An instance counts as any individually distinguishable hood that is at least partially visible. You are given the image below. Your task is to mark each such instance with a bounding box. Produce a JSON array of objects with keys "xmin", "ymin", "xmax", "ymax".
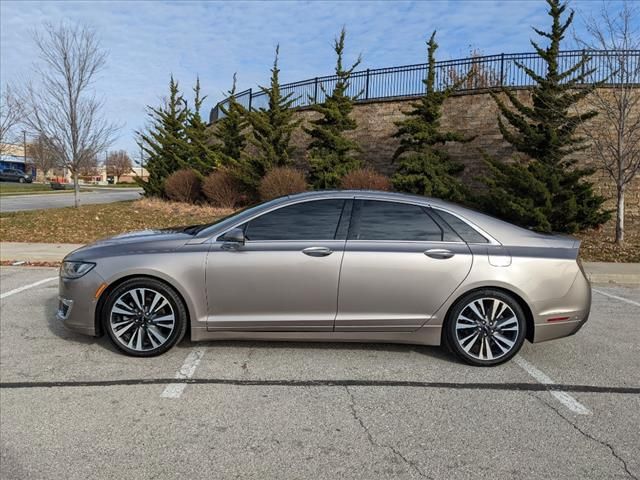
[
  {"xmin": 64, "ymin": 228, "xmax": 197, "ymax": 262},
  {"xmin": 93, "ymin": 228, "xmax": 194, "ymax": 245}
]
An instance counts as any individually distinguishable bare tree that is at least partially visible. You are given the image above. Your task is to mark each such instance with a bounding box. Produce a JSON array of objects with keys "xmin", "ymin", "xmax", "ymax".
[
  {"xmin": 105, "ymin": 150, "xmax": 133, "ymax": 183},
  {"xmin": 27, "ymin": 134, "xmax": 58, "ymax": 180},
  {"xmin": 0, "ymin": 85, "xmax": 23, "ymax": 155},
  {"xmin": 576, "ymin": 1, "xmax": 640, "ymax": 244},
  {"xmin": 447, "ymin": 49, "xmax": 501, "ymax": 90},
  {"xmin": 22, "ymin": 23, "xmax": 118, "ymax": 206},
  {"xmin": 79, "ymin": 154, "xmax": 101, "ymax": 177}
]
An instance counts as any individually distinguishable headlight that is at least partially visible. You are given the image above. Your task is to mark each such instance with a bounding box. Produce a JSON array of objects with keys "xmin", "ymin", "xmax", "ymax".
[{"xmin": 60, "ymin": 261, "xmax": 95, "ymax": 279}]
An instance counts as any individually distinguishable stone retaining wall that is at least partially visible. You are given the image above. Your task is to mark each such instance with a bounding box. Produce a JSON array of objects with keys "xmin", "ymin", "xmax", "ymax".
[{"xmin": 285, "ymin": 88, "xmax": 640, "ymax": 220}]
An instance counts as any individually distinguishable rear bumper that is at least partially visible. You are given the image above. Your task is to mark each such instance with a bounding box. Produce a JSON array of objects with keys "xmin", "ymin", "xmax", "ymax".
[{"xmin": 533, "ymin": 269, "xmax": 591, "ymax": 343}]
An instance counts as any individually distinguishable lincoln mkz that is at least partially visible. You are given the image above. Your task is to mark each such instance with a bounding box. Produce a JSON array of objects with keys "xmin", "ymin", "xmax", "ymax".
[{"xmin": 57, "ymin": 191, "xmax": 590, "ymax": 366}]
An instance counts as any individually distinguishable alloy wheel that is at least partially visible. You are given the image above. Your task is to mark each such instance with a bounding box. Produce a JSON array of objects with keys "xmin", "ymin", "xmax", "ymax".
[
  {"xmin": 454, "ymin": 297, "xmax": 520, "ymax": 361},
  {"xmin": 109, "ymin": 288, "xmax": 176, "ymax": 352}
]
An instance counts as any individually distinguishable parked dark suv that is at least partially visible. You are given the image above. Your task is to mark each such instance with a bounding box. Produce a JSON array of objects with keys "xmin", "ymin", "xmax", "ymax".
[{"xmin": 0, "ymin": 168, "xmax": 32, "ymax": 183}]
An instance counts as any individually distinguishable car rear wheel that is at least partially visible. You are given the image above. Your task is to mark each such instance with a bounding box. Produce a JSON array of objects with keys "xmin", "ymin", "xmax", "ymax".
[
  {"xmin": 445, "ymin": 289, "xmax": 526, "ymax": 366},
  {"xmin": 103, "ymin": 278, "xmax": 187, "ymax": 357}
]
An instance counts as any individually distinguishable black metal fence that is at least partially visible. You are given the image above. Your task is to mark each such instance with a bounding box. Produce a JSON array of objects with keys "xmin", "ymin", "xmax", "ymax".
[{"xmin": 210, "ymin": 49, "xmax": 640, "ymax": 123}]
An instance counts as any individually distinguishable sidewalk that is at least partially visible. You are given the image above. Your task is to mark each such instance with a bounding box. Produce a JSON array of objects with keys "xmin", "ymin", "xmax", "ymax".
[
  {"xmin": 0, "ymin": 242, "xmax": 83, "ymax": 263},
  {"xmin": 581, "ymin": 262, "xmax": 640, "ymax": 285},
  {"xmin": 1, "ymin": 241, "xmax": 639, "ymax": 284}
]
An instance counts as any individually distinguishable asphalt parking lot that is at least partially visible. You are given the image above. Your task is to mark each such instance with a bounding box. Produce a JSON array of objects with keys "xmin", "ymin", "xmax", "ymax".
[{"xmin": 1, "ymin": 266, "xmax": 638, "ymax": 480}]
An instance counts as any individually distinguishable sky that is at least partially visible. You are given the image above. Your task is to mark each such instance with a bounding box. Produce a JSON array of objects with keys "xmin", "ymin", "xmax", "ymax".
[{"xmin": 0, "ymin": 0, "xmax": 634, "ymax": 157}]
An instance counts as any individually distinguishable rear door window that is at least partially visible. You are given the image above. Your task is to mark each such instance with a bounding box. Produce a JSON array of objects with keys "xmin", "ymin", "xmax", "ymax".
[{"xmin": 354, "ymin": 200, "xmax": 445, "ymax": 241}]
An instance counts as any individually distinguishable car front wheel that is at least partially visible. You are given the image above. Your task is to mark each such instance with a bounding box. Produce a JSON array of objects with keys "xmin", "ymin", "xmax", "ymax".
[
  {"xmin": 445, "ymin": 289, "xmax": 526, "ymax": 366},
  {"xmin": 103, "ymin": 278, "xmax": 187, "ymax": 357},
  {"xmin": 18, "ymin": 177, "xmax": 25, "ymax": 183}
]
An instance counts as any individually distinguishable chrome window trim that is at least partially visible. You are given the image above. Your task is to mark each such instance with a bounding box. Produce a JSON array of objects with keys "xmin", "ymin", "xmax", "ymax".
[
  {"xmin": 344, "ymin": 239, "xmax": 466, "ymax": 245},
  {"xmin": 221, "ymin": 239, "xmax": 466, "ymax": 246}
]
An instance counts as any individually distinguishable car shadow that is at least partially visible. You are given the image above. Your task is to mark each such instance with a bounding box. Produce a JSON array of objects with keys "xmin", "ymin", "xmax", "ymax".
[
  {"xmin": 44, "ymin": 296, "xmax": 121, "ymax": 354},
  {"xmin": 175, "ymin": 338, "xmax": 455, "ymax": 363}
]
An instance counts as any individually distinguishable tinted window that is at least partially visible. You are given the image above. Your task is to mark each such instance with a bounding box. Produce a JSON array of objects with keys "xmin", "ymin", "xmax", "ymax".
[
  {"xmin": 433, "ymin": 209, "xmax": 488, "ymax": 243},
  {"xmin": 427, "ymin": 208, "xmax": 462, "ymax": 242},
  {"xmin": 245, "ymin": 199, "xmax": 345, "ymax": 241},
  {"xmin": 356, "ymin": 200, "xmax": 443, "ymax": 241}
]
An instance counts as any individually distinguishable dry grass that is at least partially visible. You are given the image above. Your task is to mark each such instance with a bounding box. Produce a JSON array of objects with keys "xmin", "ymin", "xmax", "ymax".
[
  {"xmin": 575, "ymin": 217, "xmax": 640, "ymax": 263},
  {"xmin": 0, "ymin": 198, "xmax": 233, "ymax": 244}
]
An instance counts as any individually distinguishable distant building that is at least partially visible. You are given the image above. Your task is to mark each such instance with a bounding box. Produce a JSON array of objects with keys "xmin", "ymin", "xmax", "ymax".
[
  {"xmin": 0, "ymin": 143, "xmax": 35, "ymax": 178},
  {"xmin": 0, "ymin": 142, "xmax": 148, "ymax": 184}
]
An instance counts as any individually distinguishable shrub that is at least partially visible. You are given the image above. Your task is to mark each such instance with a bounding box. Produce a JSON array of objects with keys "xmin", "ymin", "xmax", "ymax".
[
  {"xmin": 258, "ymin": 167, "xmax": 307, "ymax": 201},
  {"xmin": 202, "ymin": 169, "xmax": 244, "ymax": 208},
  {"xmin": 340, "ymin": 168, "xmax": 391, "ymax": 191},
  {"xmin": 164, "ymin": 169, "xmax": 201, "ymax": 204}
]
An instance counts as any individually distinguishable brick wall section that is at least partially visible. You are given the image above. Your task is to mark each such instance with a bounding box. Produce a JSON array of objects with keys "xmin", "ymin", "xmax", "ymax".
[{"xmin": 283, "ymin": 88, "xmax": 640, "ymax": 220}]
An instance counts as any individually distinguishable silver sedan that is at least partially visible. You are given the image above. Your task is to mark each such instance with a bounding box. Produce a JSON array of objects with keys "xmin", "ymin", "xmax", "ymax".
[{"xmin": 57, "ymin": 190, "xmax": 591, "ymax": 366}]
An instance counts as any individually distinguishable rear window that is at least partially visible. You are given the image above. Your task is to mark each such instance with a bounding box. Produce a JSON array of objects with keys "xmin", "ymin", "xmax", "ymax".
[{"xmin": 433, "ymin": 209, "xmax": 489, "ymax": 243}]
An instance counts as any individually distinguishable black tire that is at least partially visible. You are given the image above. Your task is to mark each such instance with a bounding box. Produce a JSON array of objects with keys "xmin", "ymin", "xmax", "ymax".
[
  {"xmin": 18, "ymin": 177, "xmax": 25, "ymax": 183},
  {"xmin": 444, "ymin": 289, "xmax": 526, "ymax": 367},
  {"xmin": 102, "ymin": 277, "xmax": 187, "ymax": 357}
]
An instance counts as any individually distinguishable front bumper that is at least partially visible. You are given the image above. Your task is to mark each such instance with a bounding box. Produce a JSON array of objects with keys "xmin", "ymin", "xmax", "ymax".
[{"xmin": 56, "ymin": 269, "xmax": 106, "ymax": 336}]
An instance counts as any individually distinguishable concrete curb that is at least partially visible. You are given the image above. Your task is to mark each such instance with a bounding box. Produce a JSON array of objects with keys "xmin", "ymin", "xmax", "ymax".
[{"xmin": 1, "ymin": 242, "xmax": 639, "ymax": 285}]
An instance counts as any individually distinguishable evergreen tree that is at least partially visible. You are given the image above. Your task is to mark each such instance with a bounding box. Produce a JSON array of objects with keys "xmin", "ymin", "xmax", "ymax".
[
  {"xmin": 184, "ymin": 77, "xmax": 220, "ymax": 177},
  {"xmin": 238, "ymin": 46, "xmax": 301, "ymax": 190},
  {"xmin": 479, "ymin": 151, "xmax": 553, "ymax": 231},
  {"xmin": 136, "ymin": 76, "xmax": 189, "ymax": 196},
  {"xmin": 214, "ymin": 73, "xmax": 248, "ymax": 165},
  {"xmin": 304, "ymin": 28, "xmax": 362, "ymax": 189},
  {"xmin": 479, "ymin": 0, "xmax": 610, "ymax": 232},
  {"xmin": 391, "ymin": 31, "xmax": 470, "ymax": 202}
]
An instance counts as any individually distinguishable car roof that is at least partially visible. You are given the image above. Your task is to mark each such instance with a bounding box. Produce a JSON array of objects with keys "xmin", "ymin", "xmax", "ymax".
[{"xmin": 287, "ymin": 189, "xmax": 439, "ymax": 204}]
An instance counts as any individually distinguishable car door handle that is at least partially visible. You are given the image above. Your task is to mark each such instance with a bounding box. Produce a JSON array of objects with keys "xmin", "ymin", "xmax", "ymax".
[
  {"xmin": 302, "ymin": 247, "xmax": 333, "ymax": 257},
  {"xmin": 424, "ymin": 248, "xmax": 455, "ymax": 259}
]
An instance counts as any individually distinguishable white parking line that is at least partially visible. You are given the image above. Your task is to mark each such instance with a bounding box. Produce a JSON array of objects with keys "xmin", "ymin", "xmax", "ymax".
[
  {"xmin": 160, "ymin": 348, "xmax": 206, "ymax": 398},
  {"xmin": 514, "ymin": 356, "xmax": 591, "ymax": 415},
  {"xmin": 592, "ymin": 288, "xmax": 640, "ymax": 307},
  {"xmin": 0, "ymin": 277, "xmax": 58, "ymax": 300}
]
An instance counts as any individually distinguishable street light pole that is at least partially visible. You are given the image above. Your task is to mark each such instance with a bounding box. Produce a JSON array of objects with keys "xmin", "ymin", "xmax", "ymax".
[{"xmin": 22, "ymin": 130, "xmax": 29, "ymax": 178}]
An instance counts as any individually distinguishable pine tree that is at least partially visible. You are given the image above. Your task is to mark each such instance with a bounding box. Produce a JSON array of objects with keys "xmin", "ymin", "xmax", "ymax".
[
  {"xmin": 479, "ymin": 0, "xmax": 610, "ymax": 232},
  {"xmin": 304, "ymin": 28, "xmax": 362, "ymax": 189},
  {"xmin": 213, "ymin": 73, "xmax": 248, "ymax": 165},
  {"xmin": 184, "ymin": 77, "xmax": 220, "ymax": 177},
  {"xmin": 136, "ymin": 76, "xmax": 190, "ymax": 196},
  {"xmin": 238, "ymin": 46, "xmax": 301, "ymax": 190},
  {"xmin": 391, "ymin": 31, "xmax": 470, "ymax": 202}
]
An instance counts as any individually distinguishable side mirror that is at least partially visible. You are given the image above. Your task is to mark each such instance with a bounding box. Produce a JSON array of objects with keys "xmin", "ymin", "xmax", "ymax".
[{"xmin": 221, "ymin": 227, "xmax": 245, "ymax": 245}]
